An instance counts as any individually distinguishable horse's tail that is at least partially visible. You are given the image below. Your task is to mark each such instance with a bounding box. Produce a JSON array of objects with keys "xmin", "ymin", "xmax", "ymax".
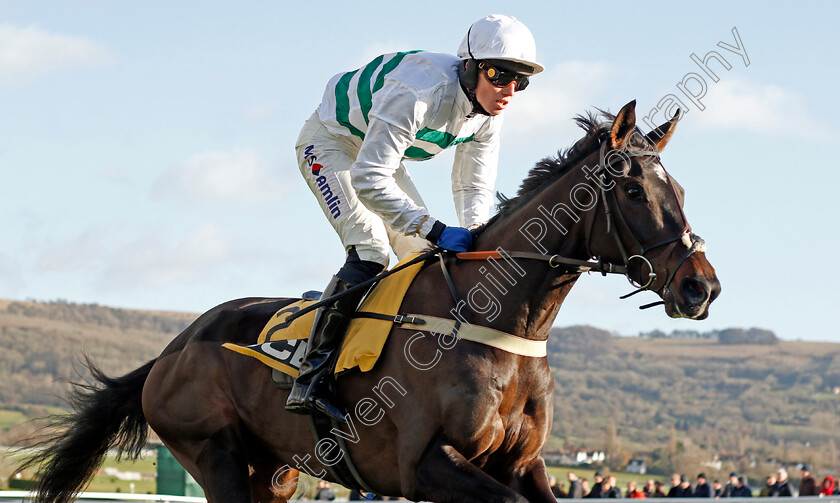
[{"xmin": 19, "ymin": 357, "xmax": 156, "ymax": 503}]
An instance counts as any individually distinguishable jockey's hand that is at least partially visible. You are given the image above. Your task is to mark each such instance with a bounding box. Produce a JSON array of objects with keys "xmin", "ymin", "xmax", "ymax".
[{"xmin": 426, "ymin": 221, "xmax": 472, "ymax": 252}]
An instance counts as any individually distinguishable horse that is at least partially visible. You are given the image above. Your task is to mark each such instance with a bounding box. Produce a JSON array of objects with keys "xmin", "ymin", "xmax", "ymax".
[{"xmin": 21, "ymin": 100, "xmax": 719, "ymax": 503}]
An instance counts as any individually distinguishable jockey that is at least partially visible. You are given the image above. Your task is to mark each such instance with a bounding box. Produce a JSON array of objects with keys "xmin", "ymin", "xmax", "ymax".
[{"xmin": 286, "ymin": 14, "xmax": 543, "ymax": 421}]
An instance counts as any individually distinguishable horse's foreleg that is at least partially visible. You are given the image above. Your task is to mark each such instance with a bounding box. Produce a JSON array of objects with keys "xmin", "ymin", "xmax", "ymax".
[
  {"xmin": 516, "ymin": 456, "xmax": 558, "ymax": 503},
  {"xmin": 250, "ymin": 462, "xmax": 299, "ymax": 503},
  {"xmin": 406, "ymin": 436, "xmax": 528, "ymax": 503}
]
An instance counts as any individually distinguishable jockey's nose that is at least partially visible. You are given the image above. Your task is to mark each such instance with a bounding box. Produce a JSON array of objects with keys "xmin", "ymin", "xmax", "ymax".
[{"xmin": 502, "ymin": 82, "xmax": 517, "ymax": 96}]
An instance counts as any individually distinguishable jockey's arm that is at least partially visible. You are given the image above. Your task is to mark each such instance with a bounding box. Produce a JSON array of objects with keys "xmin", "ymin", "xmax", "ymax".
[{"xmin": 451, "ymin": 119, "xmax": 501, "ymax": 228}]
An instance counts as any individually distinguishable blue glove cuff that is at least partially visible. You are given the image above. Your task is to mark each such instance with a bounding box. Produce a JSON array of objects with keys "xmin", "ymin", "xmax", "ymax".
[{"xmin": 425, "ymin": 220, "xmax": 447, "ymax": 243}]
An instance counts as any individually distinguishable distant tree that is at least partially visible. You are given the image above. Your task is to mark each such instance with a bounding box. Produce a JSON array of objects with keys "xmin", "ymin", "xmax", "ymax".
[
  {"xmin": 828, "ymin": 439, "xmax": 839, "ymax": 472},
  {"xmin": 665, "ymin": 424, "xmax": 678, "ymax": 472},
  {"xmin": 640, "ymin": 329, "xmax": 667, "ymax": 338},
  {"xmin": 670, "ymin": 330, "xmax": 702, "ymax": 339},
  {"xmin": 746, "ymin": 328, "xmax": 779, "ymax": 344},
  {"xmin": 736, "ymin": 428, "xmax": 748, "ymax": 456},
  {"xmin": 604, "ymin": 418, "xmax": 621, "ymax": 469},
  {"xmin": 717, "ymin": 327, "xmax": 779, "ymax": 344}
]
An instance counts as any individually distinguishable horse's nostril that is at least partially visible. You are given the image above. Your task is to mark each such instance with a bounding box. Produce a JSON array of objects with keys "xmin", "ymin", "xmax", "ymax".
[
  {"xmin": 680, "ymin": 277, "xmax": 708, "ymax": 306},
  {"xmin": 709, "ymin": 280, "xmax": 721, "ymax": 303}
]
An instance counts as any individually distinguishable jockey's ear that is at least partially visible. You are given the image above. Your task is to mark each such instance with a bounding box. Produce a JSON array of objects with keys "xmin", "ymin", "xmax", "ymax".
[
  {"xmin": 645, "ymin": 109, "xmax": 681, "ymax": 152},
  {"xmin": 610, "ymin": 100, "xmax": 636, "ymax": 150}
]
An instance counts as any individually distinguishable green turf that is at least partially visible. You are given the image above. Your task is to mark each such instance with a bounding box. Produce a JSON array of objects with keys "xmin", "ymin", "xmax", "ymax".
[{"xmin": 0, "ymin": 409, "xmax": 28, "ymax": 430}]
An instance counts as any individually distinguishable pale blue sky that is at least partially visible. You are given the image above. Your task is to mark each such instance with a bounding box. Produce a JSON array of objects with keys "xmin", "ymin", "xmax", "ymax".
[{"xmin": 2, "ymin": 1, "xmax": 838, "ymax": 342}]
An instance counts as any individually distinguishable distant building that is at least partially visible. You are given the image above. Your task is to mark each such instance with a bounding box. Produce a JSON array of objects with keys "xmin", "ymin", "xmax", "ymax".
[
  {"xmin": 701, "ymin": 455, "xmax": 722, "ymax": 471},
  {"xmin": 542, "ymin": 449, "xmax": 607, "ymax": 467},
  {"xmin": 543, "ymin": 452, "xmax": 579, "ymax": 466},
  {"xmin": 103, "ymin": 467, "xmax": 142, "ymax": 481},
  {"xmin": 626, "ymin": 458, "xmax": 647, "ymax": 474},
  {"xmin": 576, "ymin": 450, "xmax": 606, "ymax": 464}
]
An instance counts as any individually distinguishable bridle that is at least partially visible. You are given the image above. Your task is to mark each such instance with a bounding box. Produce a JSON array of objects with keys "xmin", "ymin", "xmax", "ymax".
[
  {"xmin": 586, "ymin": 135, "xmax": 706, "ymax": 307},
  {"xmin": 460, "ymin": 133, "xmax": 706, "ymax": 309}
]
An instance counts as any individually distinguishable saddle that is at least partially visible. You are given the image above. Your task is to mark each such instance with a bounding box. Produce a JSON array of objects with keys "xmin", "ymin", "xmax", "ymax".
[
  {"xmin": 222, "ymin": 254, "xmax": 427, "ymax": 378},
  {"xmin": 222, "ymin": 253, "xmax": 548, "ymax": 379}
]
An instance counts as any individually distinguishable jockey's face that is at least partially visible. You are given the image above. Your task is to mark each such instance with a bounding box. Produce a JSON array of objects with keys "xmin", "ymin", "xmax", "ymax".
[{"xmin": 475, "ymin": 70, "xmax": 517, "ymax": 115}]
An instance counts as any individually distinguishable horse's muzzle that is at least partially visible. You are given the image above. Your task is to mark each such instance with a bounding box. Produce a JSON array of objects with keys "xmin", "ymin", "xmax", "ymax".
[{"xmin": 664, "ymin": 274, "xmax": 721, "ymax": 319}]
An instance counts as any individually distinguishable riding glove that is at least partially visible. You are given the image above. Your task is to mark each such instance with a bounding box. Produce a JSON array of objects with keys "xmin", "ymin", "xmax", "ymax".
[{"xmin": 426, "ymin": 221, "xmax": 472, "ymax": 252}]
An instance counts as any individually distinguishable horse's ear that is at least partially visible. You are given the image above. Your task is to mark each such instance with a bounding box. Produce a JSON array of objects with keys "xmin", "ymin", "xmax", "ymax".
[
  {"xmin": 610, "ymin": 100, "xmax": 636, "ymax": 150},
  {"xmin": 645, "ymin": 109, "xmax": 681, "ymax": 152}
]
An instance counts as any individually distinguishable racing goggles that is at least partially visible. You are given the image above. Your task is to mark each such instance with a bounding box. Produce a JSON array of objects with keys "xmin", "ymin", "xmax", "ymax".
[{"xmin": 479, "ymin": 61, "xmax": 530, "ymax": 91}]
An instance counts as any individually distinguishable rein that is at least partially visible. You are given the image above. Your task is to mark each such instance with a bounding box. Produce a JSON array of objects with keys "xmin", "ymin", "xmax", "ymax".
[
  {"xmin": 291, "ymin": 137, "xmax": 704, "ymax": 318},
  {"xmin": 455, "ymin": 250, "xmax": 626, "ymax": 275}
]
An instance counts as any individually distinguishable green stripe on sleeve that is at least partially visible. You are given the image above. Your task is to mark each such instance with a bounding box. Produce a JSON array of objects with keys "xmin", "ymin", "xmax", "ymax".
[
  {"xmin": 404, "ymin": 135, "xmax": 474, "ymax": 160},
  {"xmin": 416, "ymin": 127, "xmax": 476, "ymax": 149},
  {"xmin": 415, "ymin": 128, "xmax": 453, "ymax": 147},
  {"xmin": 335, "ymin": 69, "xmax": 365, "ymax": 139},
  {"xmin": 404, "ymin": 146, "xmax": 434, "ymax": 159},
  {"xmin": 451, "ymin": 135, "xmax": 475, "ymax": 146}
]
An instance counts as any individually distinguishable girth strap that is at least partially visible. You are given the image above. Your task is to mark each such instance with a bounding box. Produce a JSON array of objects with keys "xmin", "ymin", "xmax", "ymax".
[
  {"xmin": 308, "ymin": 411, "xmax": 376, "ymax": 494},
  {"xmin": 438, "ymin": 254, "xmax": 465, "ymax": 337}
]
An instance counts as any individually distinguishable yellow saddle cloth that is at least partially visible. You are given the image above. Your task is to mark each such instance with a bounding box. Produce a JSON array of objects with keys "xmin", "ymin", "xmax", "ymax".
[{"xmin": 222, "ymin": 254, "xmax": 425, "ymax": 377}]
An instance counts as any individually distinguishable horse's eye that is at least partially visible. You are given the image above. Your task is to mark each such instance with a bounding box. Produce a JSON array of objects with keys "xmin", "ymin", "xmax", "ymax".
[{"xmin": 625, "ymin": 185, "xmax": 644, "ymax": 201}]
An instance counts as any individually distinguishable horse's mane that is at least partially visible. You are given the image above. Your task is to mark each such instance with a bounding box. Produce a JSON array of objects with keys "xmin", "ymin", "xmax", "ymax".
[
  {"xmin": 496, "ymin": 111, "xmax": 606, "ymax": 216},
  {"xmin": 494, "ymin": 108, "xmax": 652, "ymax": 219}
]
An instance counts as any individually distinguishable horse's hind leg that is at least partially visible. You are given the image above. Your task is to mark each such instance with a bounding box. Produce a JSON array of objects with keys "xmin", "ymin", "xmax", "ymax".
[
  {"xmin": 147, "ymin": 368, "xmax": 253, "ymax": 502},
  {"xmin": 172, "ymin": 424, "xmax": 253, "ymax": 503},
  {"xmin": 406, "ymin": 436, "xmax": 528, "ymax": 503}
]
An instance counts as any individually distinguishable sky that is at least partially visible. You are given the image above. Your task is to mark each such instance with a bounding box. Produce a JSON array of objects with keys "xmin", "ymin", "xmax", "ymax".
[{"xmin": 1, "ymin": 1, "xmax": 838, "ymax": 342}]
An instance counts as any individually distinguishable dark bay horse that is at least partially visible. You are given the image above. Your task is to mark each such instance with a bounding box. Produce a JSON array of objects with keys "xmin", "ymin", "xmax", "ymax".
[{"xmin": 22, "ymin": 101, "xmax": 719, "ymax": 503}]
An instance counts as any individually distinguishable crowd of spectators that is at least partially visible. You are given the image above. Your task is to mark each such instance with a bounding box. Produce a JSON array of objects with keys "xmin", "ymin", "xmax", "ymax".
[
  {"xmin": 547, "ymin": 466, "xmax": 840, "ymax": 499},
  {"xmin": 298, "ymin": 465, "xmax": 840, "ymax": 500}
]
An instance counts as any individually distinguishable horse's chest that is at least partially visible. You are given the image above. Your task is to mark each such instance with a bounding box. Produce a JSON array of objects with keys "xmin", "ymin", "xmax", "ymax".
[
  {"xmin": 455, "ymin": 364, "xmax": 551, "ymax": 461},
  {"xmin": 465, "ymin": 396, "xmax": 549, "ymax": 474}
]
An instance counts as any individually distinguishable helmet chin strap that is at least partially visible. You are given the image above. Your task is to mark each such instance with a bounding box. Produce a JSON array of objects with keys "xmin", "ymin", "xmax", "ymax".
[
  {"xmin": 462, "ymin": 25, "xmax": 490, "ymax": 117},
  {"xmin": 462, "ymin": 82, "xmax": 490, "ymax": 117}
]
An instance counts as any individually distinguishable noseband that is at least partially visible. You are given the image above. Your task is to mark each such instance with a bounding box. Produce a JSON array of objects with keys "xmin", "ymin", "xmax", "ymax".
[{"xmin": 588, "ymin": 139, "xmax": 706, "ymax": 308}]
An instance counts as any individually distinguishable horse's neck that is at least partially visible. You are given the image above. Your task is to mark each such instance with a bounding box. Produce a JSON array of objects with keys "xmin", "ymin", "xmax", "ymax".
[{"xmin": 474, "ymin": 166, "xmax": 594, "ymax": 342}]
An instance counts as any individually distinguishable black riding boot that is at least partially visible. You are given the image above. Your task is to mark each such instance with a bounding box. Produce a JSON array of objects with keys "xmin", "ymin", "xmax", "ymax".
[{"xmin": 285, "ymin": 275, "xmax": 364, "ymax": 422}]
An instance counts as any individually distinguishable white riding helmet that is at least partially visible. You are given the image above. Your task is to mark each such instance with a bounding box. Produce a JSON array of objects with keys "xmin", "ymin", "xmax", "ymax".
[{"xmin": 457, "ymin": 14, "xmax": 544, "ymax": 75}]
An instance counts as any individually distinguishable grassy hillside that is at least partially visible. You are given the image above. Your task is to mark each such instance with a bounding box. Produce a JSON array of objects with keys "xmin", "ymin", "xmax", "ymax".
[
  {"xmin": 547, "ymin": 326, "xmax": 840, "ymax": 478},
  {"xmin": 1, "ymin": 299, "xmax": 838, "ymax": 485},
  {"xmin": 0, "ymin": 299, "xmax": 194, "ymax": 411}
]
